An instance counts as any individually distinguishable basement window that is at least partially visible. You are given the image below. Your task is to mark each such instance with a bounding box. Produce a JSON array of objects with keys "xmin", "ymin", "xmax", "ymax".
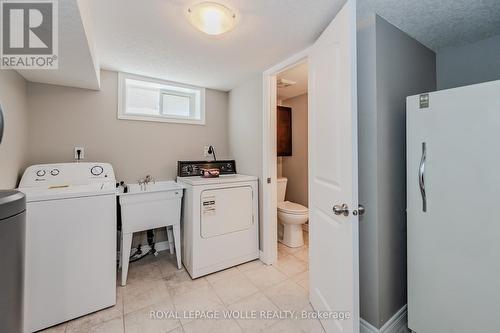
[{"xmin": 118, "ymin": 72, "xmax": 205, "ymax": 125}]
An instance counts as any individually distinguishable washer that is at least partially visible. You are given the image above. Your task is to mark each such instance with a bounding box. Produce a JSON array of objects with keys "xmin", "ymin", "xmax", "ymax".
[
  {"xmin": 177, "ymin": 160, "xmax": 259, "ymax": 278},
  {"xmin": 18, "ymin": 163, "xmax": 116, "ymax": 332}
]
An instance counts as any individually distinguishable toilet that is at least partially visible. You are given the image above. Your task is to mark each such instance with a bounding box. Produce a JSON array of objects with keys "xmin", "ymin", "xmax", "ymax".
[{"xmin": 277, "ymin": 177, "xmax": 309, "ymax": 247}]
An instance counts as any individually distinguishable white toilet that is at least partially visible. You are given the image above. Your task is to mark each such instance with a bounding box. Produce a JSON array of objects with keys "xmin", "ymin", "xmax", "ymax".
[{"xmin": 277, "ymin": 177, "xmax": 309, "ymax": 247}]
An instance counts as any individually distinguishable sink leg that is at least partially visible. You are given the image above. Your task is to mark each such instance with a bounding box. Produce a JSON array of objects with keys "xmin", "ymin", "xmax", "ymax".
[
  {"xmin": 121, "ymin": 232, "xmax": 133, "ymax": 286},
  {"xmin": 173, "ymin": 224, "xmax": 182, "ymax": 269},
  {"xmin": 167, "ymin": 227, "xmax": 175, "ymax": 254}
]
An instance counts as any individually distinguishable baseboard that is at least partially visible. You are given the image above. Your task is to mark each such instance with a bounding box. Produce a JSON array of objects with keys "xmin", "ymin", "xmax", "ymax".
[
  {"xmin": 118, "ymin": 240, "xmax": 172, "ymax": 256},
  {"xmin": 137, "ymin": 240, "xmax": 172, "ymax": 253},
  {"xmin": 360, "ymin": 305, "xmax": 408, "ymax": 333}
]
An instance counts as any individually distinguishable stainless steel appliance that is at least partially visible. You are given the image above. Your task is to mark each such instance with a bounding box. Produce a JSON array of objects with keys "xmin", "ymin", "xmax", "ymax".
[
  {"xmin": 0, "ymin": 104, "xmax": 4, "ymax": 144},
  {"xmin": 0, "ymin": 190, "xmax": 26, "ymax": 333}
]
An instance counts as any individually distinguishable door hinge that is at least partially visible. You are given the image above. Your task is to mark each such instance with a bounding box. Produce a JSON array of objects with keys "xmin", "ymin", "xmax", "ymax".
[
  {"xmin": 419, "ymin": 94, "xmax": 429, "ymax": 109},
  {"xmin": 267, "ymin": 178, "xmax": 271, "ymax": 184}
]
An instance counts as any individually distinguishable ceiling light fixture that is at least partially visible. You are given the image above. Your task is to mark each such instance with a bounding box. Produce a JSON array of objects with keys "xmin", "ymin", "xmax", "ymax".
[
  {"xmin": 277, "ymin": 79, "xmax": 297, "ymax": 88},
  {"xmin": 186, "ymin": 2, "xmax": 238, "ymax": 35}
]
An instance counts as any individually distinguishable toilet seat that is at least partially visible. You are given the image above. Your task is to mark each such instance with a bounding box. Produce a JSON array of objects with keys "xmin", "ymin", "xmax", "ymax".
[{"xmin": 277, "ymin": 201, "xmax": 308, "ymax": 215}]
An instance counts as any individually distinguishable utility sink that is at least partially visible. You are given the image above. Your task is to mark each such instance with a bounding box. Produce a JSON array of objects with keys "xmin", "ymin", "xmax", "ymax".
[{"xmin": 117, "ymin": 180, "xmax": 185, "ymax": 286}]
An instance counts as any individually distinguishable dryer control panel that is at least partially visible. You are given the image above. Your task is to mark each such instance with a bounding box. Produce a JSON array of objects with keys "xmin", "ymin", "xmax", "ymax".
[{"xmin": 177, "ymin": 160, "xmax": 237, "ymax": 177}]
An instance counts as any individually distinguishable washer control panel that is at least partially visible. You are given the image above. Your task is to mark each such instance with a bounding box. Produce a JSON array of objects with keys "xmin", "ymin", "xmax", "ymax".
[
  {"xmin": 90, "ymin": 165, "xmax": 104, "ymax": 176},
  {"xmin": 19, "ymin": 162, "xmax": 116, "ymax": 187},
  {"xmin": 177, "ymin": 160, "xmax": 237, "ymax": 177}
]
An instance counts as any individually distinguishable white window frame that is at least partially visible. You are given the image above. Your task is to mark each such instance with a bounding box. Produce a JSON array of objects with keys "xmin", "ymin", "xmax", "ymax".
[{"xmin": 118, "ymin": 72, "xmax": 206, "ymax": 125}]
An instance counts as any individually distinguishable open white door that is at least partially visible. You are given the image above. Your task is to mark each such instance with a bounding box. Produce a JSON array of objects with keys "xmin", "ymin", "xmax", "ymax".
[{"xmin": 308, "ymin": 1, "xmax": 359, "ymax": 332}]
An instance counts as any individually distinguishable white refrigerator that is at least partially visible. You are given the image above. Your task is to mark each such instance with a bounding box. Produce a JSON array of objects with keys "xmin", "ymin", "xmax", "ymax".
[{"xmin": 407, "ymin": 80, "xmax": 500, "ymax": 333}]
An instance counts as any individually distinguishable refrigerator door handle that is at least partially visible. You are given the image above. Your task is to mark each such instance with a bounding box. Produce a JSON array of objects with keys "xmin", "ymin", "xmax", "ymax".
[{"xmin": 419, "ymin": 142, "xmax": 427, "ymax": 212}]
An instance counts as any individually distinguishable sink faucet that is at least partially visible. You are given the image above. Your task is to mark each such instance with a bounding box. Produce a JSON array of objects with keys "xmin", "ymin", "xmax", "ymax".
[{"xmin": 138, "ymin": 175, "xmax": 155, "ymax": 191}]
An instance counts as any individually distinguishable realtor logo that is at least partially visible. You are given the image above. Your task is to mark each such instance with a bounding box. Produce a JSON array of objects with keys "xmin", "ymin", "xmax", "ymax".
[{"xmin": 0, "ymin": 0, "xmax": 58, "ymax": 69}]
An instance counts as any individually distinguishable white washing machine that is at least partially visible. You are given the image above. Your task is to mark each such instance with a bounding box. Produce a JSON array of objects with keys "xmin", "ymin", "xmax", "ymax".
[
  {"xmin": 18, "ymin": 163, "xmax": 117, "ymax": 332},
  {"xmin": 177, "ymin": 160, "xmax": 259, "ymax": 278}
]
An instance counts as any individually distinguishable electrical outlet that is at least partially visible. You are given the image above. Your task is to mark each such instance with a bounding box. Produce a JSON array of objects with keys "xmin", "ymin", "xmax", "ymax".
[
  {"xmin": 204, "ymin": 146, "xmax": 210, "ymax": 157},
  {"xmin": 74, "ymin": 147, "xmax": 85, "ymax": 160}
]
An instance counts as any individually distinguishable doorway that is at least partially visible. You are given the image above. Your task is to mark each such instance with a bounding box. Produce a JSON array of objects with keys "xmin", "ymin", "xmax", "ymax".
[
  {"xmin": 260, "ymin": 2, "xmax": 359, "ymax": 332},
  {"xmin": 275, "ymin": 61, "xmax": 310, "ymax": 263},
  {"xmin": 261, "ymin": 52, "xmax": 309, "ymax": 266}
]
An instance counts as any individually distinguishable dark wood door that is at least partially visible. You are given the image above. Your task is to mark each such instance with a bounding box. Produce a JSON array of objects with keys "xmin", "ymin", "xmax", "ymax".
[{"xmin": 277, "ymin": 106, "xmax": 292, "ymax": 156}]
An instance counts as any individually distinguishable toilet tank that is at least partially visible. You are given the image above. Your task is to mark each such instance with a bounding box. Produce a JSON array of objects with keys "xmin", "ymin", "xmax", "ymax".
[{"xmin": 277, "ymin": 177, "xmax": 288, "ymax": 202}]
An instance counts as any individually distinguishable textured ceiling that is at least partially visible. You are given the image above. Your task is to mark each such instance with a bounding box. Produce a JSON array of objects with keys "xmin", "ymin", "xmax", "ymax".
[
  {"xmin": 278, "ymin": 61, "xmax": 308, "ymax": 100},
  {"xmin": 358, "ymin": 0, "xmax": 500, "ymax": 51},
  {"xmin": 88, "ymin": 0, "xmax": 346, "ymax": 91}
]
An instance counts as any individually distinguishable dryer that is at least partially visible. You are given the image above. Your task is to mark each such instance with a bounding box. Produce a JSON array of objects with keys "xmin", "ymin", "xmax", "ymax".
[{"xmin": 177, "ymin": 160, "xmax": 259, "ymax": 278}]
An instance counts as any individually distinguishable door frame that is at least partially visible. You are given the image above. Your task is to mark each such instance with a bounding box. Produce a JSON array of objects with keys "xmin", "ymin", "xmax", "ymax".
[{"xmin": 260, "ymin": 48, "xmax": 310, "ymax": 264}]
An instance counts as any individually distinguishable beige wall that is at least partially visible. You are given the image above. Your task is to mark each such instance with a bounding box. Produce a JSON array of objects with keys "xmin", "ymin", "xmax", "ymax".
[
  {"xmin": 228, "ymin": 74, "xmax": 263, "ymax": 248},
  {"xmin": 0, "ymin": 69, "xmax": 28, "ymax": 189},
  {"xmin": 26, "ymin": 70, "xmax": 229, "ymax": 182},
  {"xmin": 26, "ymin": 70, "xmax": 229, "ymax": 246},
  {"xmin": 281, "ymin": 93, "xmax": 308, "ymax": 207}
]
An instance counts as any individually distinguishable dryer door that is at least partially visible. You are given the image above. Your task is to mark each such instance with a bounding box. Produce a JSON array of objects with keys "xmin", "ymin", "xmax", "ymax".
[{"xmin": 200, "ymin": 186, "xmax": 254, "ymax": 238}]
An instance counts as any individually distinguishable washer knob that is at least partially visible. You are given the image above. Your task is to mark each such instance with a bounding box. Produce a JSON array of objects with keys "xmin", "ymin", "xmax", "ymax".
[
  {"xmin": 90, "ymin": 165, "xmax": 104, "ymax": 176},
  {"xmin": 51, "ymin": 169, "xmax": 59, "ymax": 176},
  {"xmin": 36, "ymin": 170, "xmax": 46, "ymax": 177}
]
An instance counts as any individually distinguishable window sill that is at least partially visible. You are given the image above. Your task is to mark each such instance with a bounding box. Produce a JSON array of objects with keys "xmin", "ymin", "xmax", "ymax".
[{"xmin": 117, "ymin": 114, "xmax": 205, "ymax": 125}]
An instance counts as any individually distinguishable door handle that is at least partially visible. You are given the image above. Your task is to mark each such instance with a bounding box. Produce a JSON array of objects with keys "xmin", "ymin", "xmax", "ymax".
[
  {"xmin": 419, "ymin": 142, "xmax": 427, "ymax": 212},
  {"xmin": 333, "ymin": 203, "xmax": 349, "ymax": 216},
  {"xmin": 353, "ymin": 204, "xmax": 365, "ymax": 216}
]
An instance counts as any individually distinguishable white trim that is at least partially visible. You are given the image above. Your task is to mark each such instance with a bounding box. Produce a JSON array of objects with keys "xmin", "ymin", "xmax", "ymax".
[
  {"xmin": 360, "ymin": 305, "xmax": 408, "ymax": 333},
  {"xmin": 261, "ymin": 48, "xmax": 310, "ymax": 265},
  {"xmin": 117, "ymin": 72, "xmax": 206, "ymax": 125}
]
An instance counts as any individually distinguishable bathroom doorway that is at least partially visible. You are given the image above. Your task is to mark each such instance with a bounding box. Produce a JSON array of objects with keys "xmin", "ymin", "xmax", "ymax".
[
  {"xmin": 261, "ymin": 3, "xmax": 360, "ymax": 330},
  {"xmin": 276, "ymin": 62, "xmax": 309, "ymax": 258},
  {"xmin": 260, "ymin": 48, "xmax": 310, "ymax": 265}
]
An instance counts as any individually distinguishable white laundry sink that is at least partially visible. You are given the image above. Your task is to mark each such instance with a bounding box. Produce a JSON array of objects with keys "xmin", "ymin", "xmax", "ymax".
[
  {"xmin": 118, "ymin": 181, "xmax": 185, "ymax": 233},
  {"xmin": 117, "ymin": 180, "xmax": 185, "ymax": 285}
]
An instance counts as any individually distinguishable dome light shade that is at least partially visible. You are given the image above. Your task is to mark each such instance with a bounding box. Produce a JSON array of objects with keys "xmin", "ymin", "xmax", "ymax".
[{"xmin": 187, "ymin": 2, "xmax": 238, "ymax": 35}]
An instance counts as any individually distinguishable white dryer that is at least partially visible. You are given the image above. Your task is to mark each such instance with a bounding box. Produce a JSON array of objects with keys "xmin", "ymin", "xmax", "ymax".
[
  {"xmin": 18, "ymin": 163, "xmax": 117, "ymax": 332},
  {"xmin": 177, "ymin": 160, "xmax": 259, "ymax": 278}
]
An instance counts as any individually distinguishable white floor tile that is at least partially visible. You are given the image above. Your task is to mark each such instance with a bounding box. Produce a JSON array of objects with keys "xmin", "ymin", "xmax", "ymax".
[
  {"xmin": 209, "ymin": 270, "xmax": 259, "ymax": 305},
  {"xmin": 50, "ymin": 249, "xmax": 319, "ymax": 333},
  {"xmin": 182, "ymin": 315, "xmax": 243, "ymax": 333},
  {"xmin": 237, "ymin": 259, "xmax": 265, "ymax": 273},
  {"xmin": 164, "ymin": 269, "xmax": 210, "ymax": 297},
  {"xmin": 172, "ymin": 285, "xmax": 224, "ymax": 324},
  {"xmin": 262, "ymin": 319, "xmax": 303, "ymax": 333},
  {"xmin": 122, "ymin": 278, "xmax": 172, "ymax": 314},
  {"xmin": 292, "ymin": 247, "xmax": 309, "ymax": 262},
  {"xmin": 126, "ymin": 259, "xmax": 163, "ymax": 285},
  {"xmin": 124, "ymin": 300, "xmax": 180, "ymax": 333},
  {"xmin": 263, "ymin": 280, "xmax": 309, "ymax": 313},
  {"xmin": 69, "ymin": 317, "xmax": 124, "ymax": 333},
  {"xmin": 242, "ymin": 265, "xmax": 288, "ymax": 291},
  {"xmin": 228, "ymin": 292, "xmax": 280, "ymax": 332},
  {"xmin": 273, "ymin": 255, "xmax": 308, "ymax": 277},
  {"xmin": 205, "ymin": 267, "xmax": 240, "ymax": 284},
  {"xmin": 156, "ymin": 253, "xmax": 183, "ymax": 277},
  {"xmin": 292, "ymin": 271, "xmax": 309, "ymax": 291}
]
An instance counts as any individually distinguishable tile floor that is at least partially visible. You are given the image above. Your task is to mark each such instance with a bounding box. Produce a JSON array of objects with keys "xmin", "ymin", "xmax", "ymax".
[{"xmin": 40, "ymin": 233, "xmax": 323, "ymax": 333}]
